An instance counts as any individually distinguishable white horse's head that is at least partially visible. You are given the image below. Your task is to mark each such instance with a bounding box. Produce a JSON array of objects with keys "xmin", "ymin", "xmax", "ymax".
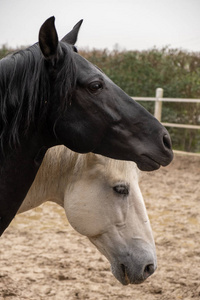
[
  {"xmin": 19, "ymin": 146, "xmax": 157, "ymax": 285},
  {"xmin": 64, "ymin": 153, "xmax": 157, "ymax": 285}
]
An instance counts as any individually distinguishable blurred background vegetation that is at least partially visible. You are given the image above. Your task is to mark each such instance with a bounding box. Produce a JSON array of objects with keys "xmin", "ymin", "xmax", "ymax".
[{"xmin": 1, "ymin": 45, "xmax": 200, "ymax": 152}]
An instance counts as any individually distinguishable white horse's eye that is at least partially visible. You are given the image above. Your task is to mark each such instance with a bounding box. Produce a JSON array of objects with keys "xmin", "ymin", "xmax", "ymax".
[{"xmin": 113, "ymin": 184, "xmax": 129, "ymax": 196}]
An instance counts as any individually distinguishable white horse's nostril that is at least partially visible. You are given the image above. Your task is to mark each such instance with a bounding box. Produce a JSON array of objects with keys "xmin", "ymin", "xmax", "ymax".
[
  {"xmin": 120, "ymin": 264, "xmax": 130, "ymax": 284},
  {"xmin": 143, "ymin": 264, "xmax": 155, "ymax": 279}
]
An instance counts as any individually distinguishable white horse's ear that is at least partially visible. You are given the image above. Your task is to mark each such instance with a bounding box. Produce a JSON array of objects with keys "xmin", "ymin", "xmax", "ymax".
[
  {"xmin": 39, "ymin": 16, "xmax": 58, "ymax": 61},
  {"xmin": 61, "ymin": 19, "xmax": 83, "ymax": 45}
]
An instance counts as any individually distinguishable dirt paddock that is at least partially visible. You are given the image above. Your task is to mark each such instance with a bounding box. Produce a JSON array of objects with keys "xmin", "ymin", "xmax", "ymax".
[{"xmin": 0, "ymin": 153, "xmax": 200, "ymax": 300}]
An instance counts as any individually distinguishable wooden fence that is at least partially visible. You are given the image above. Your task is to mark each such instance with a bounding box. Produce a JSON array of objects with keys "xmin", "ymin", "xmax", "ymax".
[{"xmin": 133, "ymin": 88, "xmax": 200, "ymax": 155}]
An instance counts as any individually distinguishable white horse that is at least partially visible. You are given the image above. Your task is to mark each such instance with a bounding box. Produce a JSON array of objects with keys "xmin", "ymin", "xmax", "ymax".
[{"xmin": 18, "ymin": 146, "xmax": 157, "ymax": 285}]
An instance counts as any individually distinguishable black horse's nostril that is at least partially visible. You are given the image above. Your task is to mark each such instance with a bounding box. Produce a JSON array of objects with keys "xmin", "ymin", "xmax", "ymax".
[
  {"xmin": 143, "ymin": 264, "xmax": 155, "ymax": 279},
  {"xmin": 163, "ymin": 133, "xmax": 172, "ymax": 150}
]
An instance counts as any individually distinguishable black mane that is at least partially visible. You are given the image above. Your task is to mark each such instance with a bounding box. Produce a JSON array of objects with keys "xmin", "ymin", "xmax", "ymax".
[{"xmin": 0, "ymin": 42, "xmax": 76, "ymax": 152}]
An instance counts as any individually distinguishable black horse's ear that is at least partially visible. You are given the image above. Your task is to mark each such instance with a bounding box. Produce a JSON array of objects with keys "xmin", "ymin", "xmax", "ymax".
[
  {"xmin": 39, "ymin": 16, "xmax": 58, "ymax": 61},
  {"xmin": 61, "ymin": 19, "xmax": 83, "ymax": 45}
]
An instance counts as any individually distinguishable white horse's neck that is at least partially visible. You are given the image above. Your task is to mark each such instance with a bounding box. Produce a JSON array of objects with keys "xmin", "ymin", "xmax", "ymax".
[{"xmin": 18, "ymin": 146, "xmax": 87, "ymax": 213}]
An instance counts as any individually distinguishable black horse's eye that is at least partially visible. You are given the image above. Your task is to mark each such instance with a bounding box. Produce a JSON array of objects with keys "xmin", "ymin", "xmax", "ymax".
[
  {"xmin": 113, "ymin": 184, "xmax": 129, "ymax": 196},
  {"xmin": 88, "ymin": 81, "xmax": 103, "ymax": 93}
]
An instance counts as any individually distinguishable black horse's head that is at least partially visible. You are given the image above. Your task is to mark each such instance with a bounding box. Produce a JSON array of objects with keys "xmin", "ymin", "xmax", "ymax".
[{"xmin": 39, "ymin": 17, "xmax": 173, "ymax": 171}]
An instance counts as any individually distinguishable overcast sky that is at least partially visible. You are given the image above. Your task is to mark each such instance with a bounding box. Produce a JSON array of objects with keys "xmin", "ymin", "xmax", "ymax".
[{"xmin": 0, "ymin": 0, "xmax": 200, "ymax": 52}]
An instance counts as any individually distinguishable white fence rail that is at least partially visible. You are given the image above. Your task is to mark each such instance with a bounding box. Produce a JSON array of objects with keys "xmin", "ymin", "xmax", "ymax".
[{"xmin": 133, "ymin": 88, "xmax": 200, "ymax": 130}]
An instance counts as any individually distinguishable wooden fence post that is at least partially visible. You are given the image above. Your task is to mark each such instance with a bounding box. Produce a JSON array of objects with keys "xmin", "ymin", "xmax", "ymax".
[{"xmin": 154, "ymin": 88, "xmax": 163, "ymax": 121}]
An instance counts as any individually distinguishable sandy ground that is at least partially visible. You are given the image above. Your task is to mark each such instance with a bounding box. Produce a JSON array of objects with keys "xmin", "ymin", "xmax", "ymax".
[{"xmin": 0, "ymin": 153, "xmax": 200, "ymax": 300}]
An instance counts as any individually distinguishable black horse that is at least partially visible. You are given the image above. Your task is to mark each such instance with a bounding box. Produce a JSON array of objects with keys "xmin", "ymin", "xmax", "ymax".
[{"xmin": 0, "ymin": 17, "xmax": 173, "ymax": 236}]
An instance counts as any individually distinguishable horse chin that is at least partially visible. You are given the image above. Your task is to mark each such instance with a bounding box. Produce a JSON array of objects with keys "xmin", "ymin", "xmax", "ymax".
[
  {"xmin": 111, "ymin": 264, "xmax": 131, "ymax": 285},
  {"xmin": 110, "ymin": 262, "xmax": 147, "ymax": 286},
  {"xmin": 93, "ymin": 141, "xmax": 168, "ymax": 172},
  {"xmin": 136, "ymin": 155, "xmax": 161, "ymax": 171}
]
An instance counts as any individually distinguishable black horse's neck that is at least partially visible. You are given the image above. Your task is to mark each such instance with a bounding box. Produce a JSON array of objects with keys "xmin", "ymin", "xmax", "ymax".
[
  {"xmin": 0, "ymin": 46, "xmax": 52, "ymax": 235},
  {"xmin": 0, "ymin": 119, "xmax": 56, "ymax": 234}
]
